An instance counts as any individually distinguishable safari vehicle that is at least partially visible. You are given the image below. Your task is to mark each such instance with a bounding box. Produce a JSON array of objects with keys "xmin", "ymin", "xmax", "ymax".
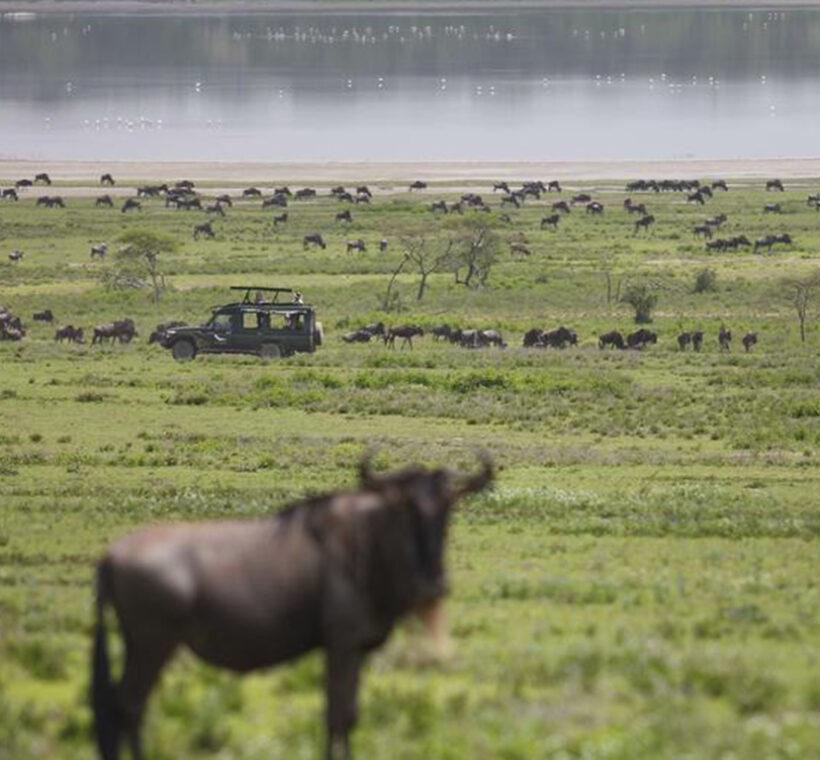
[{"xmin": 162, "ymin": 286, "xmax": 323, "ymax": 361}]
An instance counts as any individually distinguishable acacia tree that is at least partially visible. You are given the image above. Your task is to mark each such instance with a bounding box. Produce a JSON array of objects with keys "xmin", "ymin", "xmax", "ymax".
[
  {"xmin": 621, "ymin": 282, "xmax": 658, "ymax": 324},
  {"xmin": 448, "ymin": 218, "xmax": 501, "ymax": 290},
  {"xmin": 786, "ymin": 272, "xmax": 820, "ymax": 343},
  {"xmin": 102, "ymin": 230, "xmax": 177, "ymax": 304},
  {"xmin": 400, "ymin": 234, "xmax": 454, "ymax": 301}
]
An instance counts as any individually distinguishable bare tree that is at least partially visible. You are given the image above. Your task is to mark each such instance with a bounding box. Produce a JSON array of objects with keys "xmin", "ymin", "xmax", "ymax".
[
  {"xmin": 449, "ymin": 219, "xmax": 501, "ymax": 289},
  {"xmin": 378, "ymin": 254, "xmax": 409, "ymax": 312},
  {"xmin": 786, "ymin": 272, "xmax": 820, "ymax": 343},
  {"xmin": 400, "ymin": 234, "xmax": 454, "ymax": 301}
]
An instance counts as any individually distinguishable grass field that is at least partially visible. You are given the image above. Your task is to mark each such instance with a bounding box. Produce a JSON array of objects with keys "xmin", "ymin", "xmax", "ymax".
[{"xmin": 1, "ymin": 176, "xmax": 820, "ymax": 760}]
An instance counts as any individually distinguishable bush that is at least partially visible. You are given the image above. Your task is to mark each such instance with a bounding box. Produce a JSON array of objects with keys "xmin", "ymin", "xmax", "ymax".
[
  {"xmin": 694, "ymin": 268, "xmax": 718, "ymax": 293},
  {"xmin": 621, "ymin": 283, "xmax": 658, "ymax": 324}
]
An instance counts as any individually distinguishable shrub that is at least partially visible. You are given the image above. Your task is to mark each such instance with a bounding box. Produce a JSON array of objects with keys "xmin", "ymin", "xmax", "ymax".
[
  {"xmin": 694, "ymin": 267, "xmax": 718, "ymax": 293},
  {"xmin": 621, "ymin": 283, "xmax": 658, "ymax": 323}
]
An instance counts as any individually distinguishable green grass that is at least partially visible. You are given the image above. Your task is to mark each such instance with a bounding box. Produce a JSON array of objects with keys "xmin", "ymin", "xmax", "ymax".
[{"xmin": 1, "ymin": 179, "xmax": 820, "ymax": 759}]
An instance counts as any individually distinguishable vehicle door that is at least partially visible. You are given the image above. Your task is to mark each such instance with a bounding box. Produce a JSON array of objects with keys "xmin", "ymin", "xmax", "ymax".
[
  {"xmin": 202, "ymin": 311, "xmax": 235, "ymax": 352},
  {"xmin": 233, "ymin": 309, "xmax": 266, "ymax": 353}
]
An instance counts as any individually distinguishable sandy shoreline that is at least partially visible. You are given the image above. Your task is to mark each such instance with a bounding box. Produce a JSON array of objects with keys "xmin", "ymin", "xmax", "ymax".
[
  {"xmin": 2, "ymin": 158, "xmax": 820, "ymax": 186},
  {"xmin": 2, "ymin": 0, "xmax": 820, "ymax": 15}
]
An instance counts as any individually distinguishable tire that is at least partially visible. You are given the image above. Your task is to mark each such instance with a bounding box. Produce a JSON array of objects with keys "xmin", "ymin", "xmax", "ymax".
[
  {"xmin": 314, "ymin": 321, "xmax": 324, "ymax": 347},
  {"xmin": 172, "ymin": 340, "xmax": 196, "ymax": 361},
  {"xmin": 260, "ymin": 343, "xmax": 281, "ymax": 359}
]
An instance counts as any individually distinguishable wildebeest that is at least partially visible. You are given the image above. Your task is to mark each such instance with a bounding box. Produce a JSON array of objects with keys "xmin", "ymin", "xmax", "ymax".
[
  {"xmin": 206, "ymin": 202, "xmax": 226, "ymax": 216},
  {"xmin": 100, "ymin": 173, "xmax": 115, "ymax": 186},
  {"xmin": 274, "ymin": 186, "xmax": 292, "ymax": 197},
  {"xmin": 766, "ymin": 179, "xmax": 785, "ymax": 192},
  {"xmin": 493, "ymin": 181, "xmax": 510, "ymax": 193},
  {"xmin": 193, "ymin": 221, "xmax": 215, "ymax": 240},
  {"xmin": 764, "ymin": 203, "xmax": 782, "ymax": 214},
  {"xmin": 431, "ymin": 324, "xmax": 454, "ymax": 341},
  {"xmin": 634, "ymin": 215, "xmax": 655, "ymax": 234},
  {"xmin": 705, "ymin": 214, "xmax": 727, "ymax": 228},
  {"xmin": 91, "ymin": 453, "xmax": 493, "ymax": 760},
  {"xmin": 273, "ymin": 212, "xmax": 288, "ymax": 227},
  {"xmin": 336, "ymin": 210, "xmax": 353, "ymax": 223},
  {"xmin": 742, "ymin": 333, "xmax": 758, "ymax": 352},
  {"xmin": 34, "ymin": 172, "xmax": 52, "ymax": 185},
  {"xmin": 754, "ymin": 233, "xmax": 792, "ymax": 253},
  {"xmin": 92, "ymin": 318, "xmax": 137, "ymax": 345},
  {"xmin": 379, "ymin": 239, "xmax": 388, "ymax": 252},
  {"xmin": 262, "ymin": 195, "xmax": 287, "ymax": 209},
  {"xmin": 54, "ymin": 325, "xmax": 84, "ymax": 343},
  {"xmin": 500, "ymin": 194, "xmax": 520, "ymax": 208},
  {"xmin": 355, "ymin": 194, "xmax": 370, "ymax": 205},
  {"xmin": 535, "ymin": 326, "xmax": 577, "ymax": 349},
  {"xmin": 687, "ymin": 191, "xmax": 706, "ymax": 205},
  {"xmin": 341, "ymin": 329, "xmax": 373, "ymax": 343},
  {"xmin": 33, "ymin": 309, "xmax": 54, "ymax": 323},
  {"xmin": 523, "ymin": 328, "xmax": 544, "ymax": 347},
  {"xmin": 548, "ymin": 180, "xmax": 562, "ymax": 192},
  {"xmin": 719, "ymin": 326, "xmax": 732, "ymax": 351},
  {"xmin": 96, "ymin": 195, "xmax": 114, "ymax": 208},
  {"xmin": 8, "ymin": 249, "xmax": 24, "ymax": 262},
  {"xmin": 677, "ymin": 332, "xmax": 691, "ymax": 350},
  {"xmin": 356, "ymin": 185, "xmax": 372, "ymax": 198},
  {"xmin": 552, "ymin": 201, "xmax": 571, "ymax": 214},
  {"xmin": 430, "ymin": 200, "xmax": 448, "ymax": 214},
  {"xmin": 148, "ymin": 321, "xmax": 187, "ymax": 345},
  {"xmin": 625, "ymin": 202, "xmax": 648, "ymax": 216},
  {"xmin": 336, "ymin": 192, "xmax": 354, "ymax": 204},
  {"xmin": 121, "ymin": 199, "xmax": 141, "ymax": 213},
  {"xmin": 295, "ymin": 188, "xmax": 317, "ymax": 200},
  {"xmin": 1, "ymin": 188, "xmax": 19, "ymax": 201},
  {"xmin": 15, "ymin": 178, "xmax": 33, "ymax": 189},
  {"xmin": 175, "ymin": 180, "xmax": 195, "ymax": 191},
  {"xmin": 330, "ymin": 186, "xmax": 346, "ymax": 197},
  {"xmin": 409, "ymin": 181, "xmax": 427, "ymax": 191},
  {"xmin": 385, "ymin": 324, "xmax": 424, "ymax": 349},
  {"xmin": 91, "ymin": 243, "xmax": 108, "ymax": 259},
  {"xmin": 243, "ymin": 187, "xmax": 262, "ymax": 198},
  {"xmin": 136, "ymin": 185, "xmax": 167, "ymax": 198},
  {"xmin": 586, "ymin": 201, "xmax": 604, "ymax": 215},
  {"xmin": 175, "ymin": 197, "xmax": 203, "ymax": 212},
  {"xmin": 599, "ymin": 331, "xmax": 626, "ymax": 350},
  {"xmin": 692, "ymin": 331, "xmax": 704, "ymax": 352},
  {"xmin": 346, "ymin": 239, "xmax": 366, "ymax": 253},
  {"xmin": 571, "ymin": 193, "xmax": 591, "ymax": 205},
  {"xmin": 712, "ymin": 179, "xmax": 729, "ymax": 191},
  {"xmin": 694, "ymin": 224, "xmax": 713, "ymax": 239},
  {"xmin": 36, "ymin": 196, "xmax": 65, "ymax": 208},
  {"xmin": 540, "ymin": 214, "xmax": 560, "ymax": 230},
  {"xmin": 303, "ymin": 233, "xmax": 327, "ymax": 250},
  {"xmin": 215, "ymin": 194, "xmax": 233, "ymax": 207},
  {"xmin": 626, "ymin": 328, "xmax": 657, "ymax": 349}
]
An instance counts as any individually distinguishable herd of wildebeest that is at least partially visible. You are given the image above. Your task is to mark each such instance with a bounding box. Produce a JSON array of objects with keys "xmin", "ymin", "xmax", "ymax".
[{"xmin": 2, "ymin": 172, "xmax": 811, "ymax": 352}]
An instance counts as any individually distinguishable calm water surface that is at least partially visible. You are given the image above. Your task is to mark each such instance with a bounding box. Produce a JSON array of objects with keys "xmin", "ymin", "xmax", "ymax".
[{"xmin": 1, "ymin": 8, "xmax": 818, "ymax": 161}]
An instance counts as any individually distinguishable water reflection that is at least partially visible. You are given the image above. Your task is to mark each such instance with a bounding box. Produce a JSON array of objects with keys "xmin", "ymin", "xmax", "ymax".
[{"xmin": 0, "ymin": 8, "xmax": 817, "ymax": 161}]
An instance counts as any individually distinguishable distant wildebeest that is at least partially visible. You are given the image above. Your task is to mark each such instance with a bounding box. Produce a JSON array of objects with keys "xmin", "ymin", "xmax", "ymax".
[
  {"xmin": 54, "ymin": 325, "xmax": 84, "ymax": 343},
  {"xmin": 766, "ymin": 179, "xmax": 785, "ymax": 192},
  {"xmin": 448, "ymin": 201, "xmax": 464, "ymax": 215},
  {"xmin": 379, "ymin": 239, "xmax": 388, "ymax": 252},
  {"xmin": 806, "ymin": 194, "xmax": 820, "ymax": 207},
  {"xmin": 476, "ymin": 329, "xmax": 506, "ymax": 348},
  {"xmin": 1, "ymin": 188, "xmax": 19, "ymax": 201},
  {"xmin": 548, "ymin": 180, "xmax": 562, "ymax": 192},
  {"xmin": 8, "ymin": 249, "xmax": 24, "ymax": 262},
  {"xmin": 626, "ymin": 202, "xmax": 648, "ymax": 216},
  {"xmin": 336, "ymin": 210, "xmax": 353, "ymax": 223},
  {"xmin": 571, "ymin": 193, "xmax": 591, "ymax": 205},
  {"xmin": 742, "ymin": 333, "xmax": 758, "ymax": 352},
  {"xmin": 430, "ymin": 200, "xmax": 448, "ymax": 214},
  {"xmin": 90, "ymin": 243, "xmax": 108, "ymax": 259},
  {"xmin": 121, "ymin": 198, "xmax": 141, "ymax": 213},
  {"xmin": 523, "ymin": 328, "xmax": 545, "ymax": 347},
  {"xmin": 206, "ymin": 202, "xmax": 225, "ymax": 216},
  {"xmin": 552, "ymin": 201, "xmax": 571, "ymax": 214},
  {"xmin": 355, "ymin": 194, "xmax": 370, "ymax": 205},
  {"xmin": 432, "ymin": 324, "xmax": 454, "ymax": 341},
  {"xmin": 691, "ymin": 331, "xmax": 704, "ymax": 351},
  {"xmin": 273, "ymin": 212, "xmax": 288, "ymax": 227},
  {"xmin": 96, "ymin": 195, "xmax": 114, "ymax": 208},
  {"xmin": 274, "ymin": 186, "xmax": 292, "ymax": 197},
  {"xmin": 330, "ymin": 186, "xmax": 346, "ymax": 197},
  {"xmin": 712, "ymin": 179, "xmax": 729, "ymax": 191},
  {"xmin": 627, "ymin": 328, "xmax": 657, "ymax": 350},
  {"xmin": 356, "ymin": 185, "xmax": 372, "ymax": 198},
  {"xmin": 385, "ymin": 324, "xmax": 424, "ymax": 349},
  {"xmin": 91, "ymin": 453, "xmax": 493, "ymax": 760},
  {"xmin": 538, "ymin": 326, "xmax": 577, "ymax": 349},
  {"xmin": 100, "ymin": 173, "xmax": 115, "ymax": 186},
  {"xmin": 175, "ymin": 180, "xmax": 195, "ymax": 191},
  {"xmin": 694, "ymin": 224, "xmax": 713, "ymax": 239},
  {"xmin": 493, "ymin": 181, "xmax": 510, "ymax": 193},
  {"xmin": 705, "ymin": 214, "xmax": 727, "ymax": 228},
  {"xmin": 409, "ymin": 181, "xmax": 427, "ymax": 191},
  {"xmin": 15, "ymin": 178, "xmax": 33, "ymax": 189},
  {"xmin": 215, "ymin": 194, "xmax": 233, "ymax": 207},
  {"xmin": 687, "ymin": 191, "xmax": 706, "ymax": 205},
  {"xmin": 346, "ymin": 239, "xmax": 366, "ymax": 253},
  {"xmin": 34, "ymin": 173, "xmax": 52, "ymax": 185},
  {"xmin": 148, "ymin": 321, "xmax": 187, "ymax": 345},
  {"xmin": 754, "ymin": 233, "xmax": 792, "ymax": 253},
  {"xmin": 295, "ymin": 188, "xmax": 317, "ymax": 200},
  {"xmin": 599, "ymin": 331, "xmax": 626, "ymax": 350},
  {"xmin": 193, "ymin": 221, "xmax": 215, "ymax": 240},
  {"xmin": 175, "ymin": 197, "xmax": 203, "ymax": 211},
  {"xmin": 677, "ymin": 332, "xmax": 692, "ymax": 350},
  {"xmin": 634, "ymin": 215, "xmax": 655, "ymax": 234},
  {"xmin": 540, "ymin": 214, "xmax": 560, "ymax": 230},
  {"xmin": 342, "ymin": 329, "xmax": 373, "ymax": 343},
  {"xmin": 262, "ymin": 195, "xmax": 287, "ymax": 209},
  {"xmin": 719, "ymin": 326, "xmax": 732, "ymax": 351},
  {"xmin": 764, "ymin": 203, "xmax": 782, "ymax": 214},
  {"xmin": 37, "ymin": 196, "xmax": 65, "ymax": 208},
  {"xmin": 92, "ymin": 318, "xmax": 137, "ymax": 345},
  {"xmin": 500, "ymin": 194, "xmax": 520, "ymax": 208},
  {"xmin": 33, "ymin": 309, "xmax": 54, "ymax": 323},
  {"xmin": 586, "ymin": 201, "xmax": 604, "ymax": 215},
  {"xmin": 303, "ymin": 233, "xmax": 327, "ymax": 250},
  {"xmin": 136, "ymin": 184, "xmax": 167, "ymax": 198},
  {"xmin": 243, "ymin": 187, "xmax": 262, "ymax": 198}
]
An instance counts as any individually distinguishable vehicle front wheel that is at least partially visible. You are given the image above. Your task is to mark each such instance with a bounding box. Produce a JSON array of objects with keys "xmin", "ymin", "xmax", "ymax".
[
  {"xmin": 260, "ymin": 343, "xmax": 281, "ymax": 359},
  {"xmin": 172, "ymin": 340, "xmax": 196, "ymax": 361}
]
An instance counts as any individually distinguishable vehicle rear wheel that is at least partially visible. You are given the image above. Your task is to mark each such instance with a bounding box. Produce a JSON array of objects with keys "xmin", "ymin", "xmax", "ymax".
[
  {"xmin": 260, "ymin": 343, "xmax": 281, "ymax": 359},
  {"xmin": 172, "ymin": 339, "xmax": 196, "ymax": 361},
  {"xmin": 314, "ymin": 321, "xmax": 324, "ymax": 347}
]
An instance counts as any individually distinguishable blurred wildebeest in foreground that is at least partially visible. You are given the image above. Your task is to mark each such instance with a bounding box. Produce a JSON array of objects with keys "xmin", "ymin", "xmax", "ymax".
[{"xmin": 92, "ymin": 453, "xmax": 493, "ymax": 760}]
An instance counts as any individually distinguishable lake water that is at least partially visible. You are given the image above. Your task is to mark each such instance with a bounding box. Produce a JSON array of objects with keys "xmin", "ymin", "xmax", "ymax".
[{"xmin": 1, "ymin": 7, "xmax": 819, "ymax": 162}]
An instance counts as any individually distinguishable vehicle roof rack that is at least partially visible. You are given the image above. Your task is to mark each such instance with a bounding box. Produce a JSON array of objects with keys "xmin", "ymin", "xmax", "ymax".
[{"xmin": 231, "ymin": 286, "xmax": 294, "ymax": 304}]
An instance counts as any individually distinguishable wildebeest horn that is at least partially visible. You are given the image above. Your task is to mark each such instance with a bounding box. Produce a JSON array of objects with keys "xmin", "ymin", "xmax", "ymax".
[{"xmin": 455, "ymin": 449, "xmax": 494, "ymax": 495}]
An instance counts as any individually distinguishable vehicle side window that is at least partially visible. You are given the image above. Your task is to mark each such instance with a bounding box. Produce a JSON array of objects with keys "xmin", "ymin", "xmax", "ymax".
[
  {"xmin": 211, "ymin": 313, "xmax": 232, "ymax": 331},
  {"xmin": 242, "ymin": 312, "xmax": 258, "ymax": 330}
]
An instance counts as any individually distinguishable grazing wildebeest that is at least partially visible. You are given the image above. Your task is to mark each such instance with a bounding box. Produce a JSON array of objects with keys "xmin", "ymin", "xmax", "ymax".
[
  {"xmin": 448, "ymin": 201, "xmax": 464, "ymax": 215},
  {"xmin": 477, "ymin": 329, "xmax": 506, "ymax": 348},
  {"xmin": 91, "ymin": 453, "xmax": 493, "ymax": 760},
  {"xmin": 692, "ymin": 331, "xmax": 704, "ymax": 352},
  {"xmin": 718, "ymin": 327, "xmax": 732, "ymax": 351},
  {"xmin": 33, "ymin": 309, "xmax": 54, "ymax": 323},
  {"xmin": 385, "ymin": 325, "xmax": 424, "ymax": 349},
  {"xmin": 754, "ymin": 233, "xmax": 792, "ymax": 253},
  {"xmin": 552, "ymin": 201, "xmax": 571, "ymax": 214},
  {"xmin": 2, "ymin": 188, "xmax": 19, "ymax": 201},
  {"xmin": 206, "ymin": 202, "xmax": 226, "ymax": 216},
  {"xmin": 379, "ymin": 239, "xmax": 388, "ymax": 252},
  {"xmin": 548, "ymin": 180, "xmax": 562, "ymax": 192},
  {"xmin": 431, "ymin": 325, "xmax": 453, "ymax": 341},
  {"xmin": 136, "ymin": 185, "xmax": 167, "ymax": 198},
  {"xmin": 93, "ymin": 318, "xmax": 137, "ymax": 345},
  {"xmin": 8, "ymin": 249, "xmax": 24, "ymax": 262},
  {"xmin": 356, "ymin": 185, "xmax": 372, "ymax": 198},
  {"xmin": 705, "ymin": 214, "xmax": 727, "ymax": 228},
  {"xmin": 599, "ymin": 331, "xmax": 626, "ymax": 350},
  {"xmin": 96, "ymin": 195, "xmax": 114, "ymax": 208},
  {"xmin": 634, "ymin": 215, "xmax": 655, "ymax": 234},
  {"xmin": 540, "ymin": 214, "xmax": 561, "ymax": 230},
  {"xmin": 742, "ymin": 333, "xmax": 758, "ymax": 352},
  {"xmin": 91, "ymin": 243, "xmax": 108, "ymax": 259},
  {"xmin": 243, "ymin": 187, "xmax": 262, "ymax": 198},
  {"xmin": 766, "ymin": 179, "xmax": 785, "ymax": 192},
  {"xmin": 330, "ymin": 186, "xmax": 346, "ymax": 197},
  {"xmin": 215, "ymin": 194, "xmax": 233, "ymax": 207},
  {"xmin": 273, "ymin": 212, "xmax": 288, "ymax": 227},
  {"xmin": 355, "ymin": 195, "xmax": 370, "ymax": 205},
  {"xmin": 37, "ymin": 196, "xmax": 65, "ymax": 208},
  {"xmin": 336, "ymin": 210, "xmax": 353, "ymax": 223},
  {"xmin": 586, "ymin": 202, "xmax": 604, "ymax": 215},
  {"xmin": 677, "ymin": 332, "xmax": 692, "ymax": 350},
  {"xmin": 101, "ymin": 173, "xmax": 115, "ymax": 186},
  {"xmin": 295, "ymin": 188, "xmax": 317, "ymax": 200},
  {"xmin": 121, "ymin": 199, "xmax": 141, "ymax": 213},
  {"xmin": 176, "ymin": 197, "xmax": 203, "ymax": 211},
  {"xmin": 16, "ymin": 178, "xmax": 33, "ymax": 189},
  {"xmin": 193, "ymin": 221, "xmax": 215, "ymax": 240},
  {"xmin": 409, "ymin": 181, "xmax": 427, "ymax": 191},
  {"xmin": 262, "ymin": 195, "xmax": 287, "ymax": 209},
  {"xmin": 626, "ymin": 203, "xmax": 648, "ymax": 216},
  {"xmin": 500, "ymin": 194, "xmax": 520, "ymax": 208},
  {"xmin": 55, "ymin": 325, "xmax": 84, "ymax": 343},
  {"xmin": 764, "ymin": 203, "xmax": 782, "ymax": 214},
  {"xmin": 522, "ymin": 328, "xmax": 544, "ymax": 347},
  {"xmin": 303, "ymin": 233, "xmax": 327, "ymax": 250},
  {"xmin": 34, "ymin": 172, "xmax": 52, "ymax": 185},
  {"xmin": 346, "ymin": 239, "xmax": 366, "ymax": 253},
  {"xmin": 341, "ymin": 330, "xmax": 373, "ymax": 343},
  {"xmin": 493, "ymin": 182, "xmax": 510, "ymax": 193},
  {"xmin": 509, "ymin": 242, "xmax": 531, "ymax": 256},
  {"xmin": 175, "ymin": 180, "xmax": 195, "ymax": 191},
  {"xmin": 712, "ymin": 179, "xmax": 729, "ymax": 191},
  {"xmin": 694, "ymin": 224, "xmax": 713, "ymax": 239},
  {"xmin": 627, "ymin": 328, "xmax": 658, "ymax": 349},
  {"xmin": 430, "ymin": 200, "xmax": 448, "ymax": 214},
  {"xmin": 571, "ymin": 193, "xmax": 591, "ymax": 205},
  {"xmin": 274, "ymin": 186, "xmax": 292, "ymax": 197},
  {"xmin": 687, "ymin": 191, "xmax": 706, "ymax": 205},
  {"xmin": 148, "ymin": 321, "xmax": 187, "ymax": 345},
  {"xmin": 541, "ymin": 326, "xmax": 577, "ymax": 349}
]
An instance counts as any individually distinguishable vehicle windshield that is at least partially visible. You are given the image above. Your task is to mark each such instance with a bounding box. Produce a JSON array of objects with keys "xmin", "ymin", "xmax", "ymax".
[{"xmin": 209, "ymin": 312, "xmax": 233, "ymax": 331}]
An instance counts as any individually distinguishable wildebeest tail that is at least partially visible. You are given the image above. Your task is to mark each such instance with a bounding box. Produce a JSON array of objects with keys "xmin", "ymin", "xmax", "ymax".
[{"xmin": 92, "ymin": 561, "xmax": 119, "ymax": 760}]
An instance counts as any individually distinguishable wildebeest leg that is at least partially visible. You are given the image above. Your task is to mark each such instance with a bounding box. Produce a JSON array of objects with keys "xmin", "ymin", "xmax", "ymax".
[
  {"xmin": 117, "ymin": 634, "xmax": 176, "ymax": 760},
  {"xmin": 325, "ymin": 648, "xmax": 363, "ymax": 760}
]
